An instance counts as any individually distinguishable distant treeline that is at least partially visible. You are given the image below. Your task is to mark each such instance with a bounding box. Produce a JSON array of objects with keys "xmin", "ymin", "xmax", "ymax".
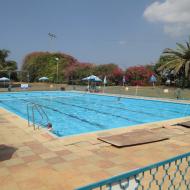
[{"xmin": 1, "ymin": 36, "xmax": 190, "ymax": 87}]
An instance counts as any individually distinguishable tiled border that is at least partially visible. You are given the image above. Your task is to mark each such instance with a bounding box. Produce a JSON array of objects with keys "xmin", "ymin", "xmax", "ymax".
[{"xmin": 1, "ymin": 91, "xmax": 190, "ymax": 140}]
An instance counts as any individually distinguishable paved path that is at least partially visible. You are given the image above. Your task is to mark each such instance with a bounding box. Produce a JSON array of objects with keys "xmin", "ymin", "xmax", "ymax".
[{"xmin": 0, "ymin": 109, "xmax": 190, "ymax": 190}]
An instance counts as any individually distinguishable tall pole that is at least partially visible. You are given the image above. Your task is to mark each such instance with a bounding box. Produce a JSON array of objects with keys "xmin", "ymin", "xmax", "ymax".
[
  {"xmin": 56, "ymin": 61, "xmax": 59, "ymax": 84},
  {"xmin": 55, "ymin": 57, "xmax": 59, "ymax": 90},
  {"xmin": 55, "ymin": 57, "xmax": 59, "ymax": 83}
]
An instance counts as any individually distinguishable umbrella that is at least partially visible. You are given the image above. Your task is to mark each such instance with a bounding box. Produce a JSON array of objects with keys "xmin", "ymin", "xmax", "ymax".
[
  {"xmin": 82, "ymin": 75, "xmax": 102, "ymax": 82},
  {"xmin": 0, "ymin": 77, "xmax": 10, "ymax": 81},
  {"xmin": 149, "ymin": 75, "xmax": 157, "ymax": 87},
  {"xmin": 82, "ymin": 75, "xmax": 102, "ymax": 92},
  {"xmin": 0, "ymin": 77, "xmax": 10, "ymax": 87},
  {"xmin": 39, "ymin": 77, "xmax": 49, "ymax": 81},
  {"xmin": 149, "ymin": 75, "xmax": 157, "ymax": 83}
]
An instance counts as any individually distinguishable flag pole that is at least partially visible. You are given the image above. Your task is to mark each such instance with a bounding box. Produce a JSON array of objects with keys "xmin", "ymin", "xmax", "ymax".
[{"xmin": 103, "ymin": 76, "xmax": 106, "ymax": 93}]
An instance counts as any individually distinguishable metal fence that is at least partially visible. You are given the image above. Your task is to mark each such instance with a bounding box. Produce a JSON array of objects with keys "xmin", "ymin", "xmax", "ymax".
[
  {"xmin": 1, "ymin": 83, "xmax": 190, "ymax": 101},
  {"xmin": 76, "ymin": 152, "xmax": 190, "ymax": 190}
]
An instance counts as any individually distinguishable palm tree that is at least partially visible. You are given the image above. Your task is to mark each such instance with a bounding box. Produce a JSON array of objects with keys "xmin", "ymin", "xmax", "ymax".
[
  {"xmin": 0, "ymin": 49, "xmax": 10, "ymax": 65},
  {"xmin": 158, "ymin": 37, "xmax": 190, "ymax": 87},
  {"xmin": 0, "ymin": 49, "xmax": 17, "ymax": 80}
]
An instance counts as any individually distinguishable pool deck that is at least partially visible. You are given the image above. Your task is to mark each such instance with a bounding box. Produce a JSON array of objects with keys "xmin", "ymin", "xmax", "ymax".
[{"xmin": 1, "ymin": 107, "xmax": 190, "ymax": 190}]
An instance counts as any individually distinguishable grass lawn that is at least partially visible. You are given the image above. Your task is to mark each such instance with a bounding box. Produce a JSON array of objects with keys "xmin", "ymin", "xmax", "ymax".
[
  {"xmin": 68, "ymin": 85, "xmax": 190, "ymax": 100},
  {"xmin": 0, "ymin": 83, "xmax": 189, "ymax": 100}
]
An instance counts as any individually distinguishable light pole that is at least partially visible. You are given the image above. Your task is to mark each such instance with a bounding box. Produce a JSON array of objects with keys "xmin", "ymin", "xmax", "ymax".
[{"xmin": 55, "ymin": 57, "xmax": 59, "ymax": 89}]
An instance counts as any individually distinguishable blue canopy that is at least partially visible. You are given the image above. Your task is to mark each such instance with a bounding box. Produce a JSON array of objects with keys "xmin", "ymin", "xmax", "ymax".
[
  {"xmin": 149, "ymin": 75, "xmax": 157, "ymax": 83},
  {"xmin": 82, "ymin": 75, "xmax": 102, "ymax": 82}
]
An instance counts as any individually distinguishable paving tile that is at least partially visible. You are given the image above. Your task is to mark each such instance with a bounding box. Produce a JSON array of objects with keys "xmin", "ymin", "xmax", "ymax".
[
  {"xmin": 0, "ymin": 175, "xmax": 15, "ymax": 186},
  {"xmin": 27, "ymin": 160, "xmax": 48, "ymax": 169},
  {"xmin": 54, "ymin": 149, "xmax": 72, "ymax": 156},
  {"xmin": 105, "ymin": 165, "xmax": 130, "ymax": 176},
  {"xmin": 62, "ymin": 153, "xmax": 80, "ymax": 161},
  {"xmin": 0, "ymin": 167, "xmax": 10, "ymax": 176},
  {"xmin": 93, "ymin": 150, "xmax": 118, "ymax": 158},
  {"xmin": 52, "ymin": 162, "xmax": 74, "ymax": 172},
  {"xmin": 45, "ymin": 156, "xmax": 65, "ymax": 164},
  {"xmin": 0, "ymin": 181, "xmax": 20, "ymax": 190},
  {"xmin": 96, "ymin": 160, "xmax": 116, "ymax": 169},
  {"xmin": 1, "ymin": 108, "xmax": 190, "ymax": 190},
  {"xmin": 88, "ymin": 170, "xmax": 111, "ymax": 181},
  {"xmin": 10, "ymin": 166, "xmax": 37, "ymax": 182},
  {"xmin": 8, "ymin": 164, "xmax": 28, "ymax": 173},
  {"xmin": 17, "ymin": 145, "xmax": 32, "ymax": 151},
  {"xmin": 77, "ymin": 163, "xmax": 102, "ymax": 173},
  {"xmin": 39, "ymin": 152, "xmax": 57, "ymax": 159},
  {"xmin": 16, "ymin": 150, "xmax": 35, "ymax": 157},
  {"xmin": 4, "ymin": 158, "xmax": 24, "ymax": 167},
  {"xmin": 22, "ymin": 154, "xmax": 41, "ymax": 163},
  {"xmin": 17, "ymin": 177, "xmax": 45, "ymax": 190}
]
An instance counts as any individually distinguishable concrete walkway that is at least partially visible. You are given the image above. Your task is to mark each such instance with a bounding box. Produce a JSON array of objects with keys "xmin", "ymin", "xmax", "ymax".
[{"xmin": 0, "ymin": 108, "xmax": 190, "ymax": 190}]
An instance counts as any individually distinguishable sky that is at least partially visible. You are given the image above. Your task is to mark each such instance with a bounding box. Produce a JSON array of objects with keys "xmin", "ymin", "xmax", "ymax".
[{"xmin": 0, "ymin": 0, "xmax": 190, "ymax": 69}]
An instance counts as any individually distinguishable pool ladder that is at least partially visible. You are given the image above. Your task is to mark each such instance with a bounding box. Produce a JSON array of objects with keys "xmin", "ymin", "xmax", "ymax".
[{"xmin": 27, "ymin": 102, "xmax": 49, "ymax": 130}]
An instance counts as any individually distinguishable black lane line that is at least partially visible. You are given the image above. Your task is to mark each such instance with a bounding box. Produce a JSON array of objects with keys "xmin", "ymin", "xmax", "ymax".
[
  {"xmin": 20, "ymin": 99, "xmax": 108, "ymax": 129},
  {"xmin": 3, "ymin": 94, "xmax": 184, "ymax": 120},
  {"xmin": 55, "ymin": 96, "xmax": 169, "ymax": 118},
  {"xmin": 43, "ymin": 98, "xmax": 144, "ymax": 124},
  {"xmin": 72, "ymin": 94, "xmax": 184, "ymax": 114},
  {"xmin": 4, "ymin": 96, "xmax": 108, "ymax": 129},
  {"xmin": 60, "ymin": 95, "xmax": 184, "ymax": 115},
  {"xmin": 1, "ymin": 98, "xmax": 107, "ymax": 129},
  {"xmin": 5, "ymin": 93, "xmax": 184, "ymax": 115}
]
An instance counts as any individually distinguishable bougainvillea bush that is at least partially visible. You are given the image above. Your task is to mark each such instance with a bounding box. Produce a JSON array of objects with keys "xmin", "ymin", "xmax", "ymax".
[{"xmin": 125, "ymin": 65, "xmax": 155, "ymax": 86}]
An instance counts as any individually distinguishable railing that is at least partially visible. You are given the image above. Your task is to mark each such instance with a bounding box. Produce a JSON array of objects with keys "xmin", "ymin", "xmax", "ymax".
[
  {"xmin": 27, "ymin": 102, "xmax": 49, "ymax": 130},
  {"xmin": 76, "ymin": 152, "xmax": 190, "ymax": 190}
]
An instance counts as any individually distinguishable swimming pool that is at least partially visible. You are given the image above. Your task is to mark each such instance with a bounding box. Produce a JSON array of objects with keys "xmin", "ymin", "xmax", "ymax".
[{"xmin": 0, "ymin": 91, "xmax": 190, "ymax": 137}]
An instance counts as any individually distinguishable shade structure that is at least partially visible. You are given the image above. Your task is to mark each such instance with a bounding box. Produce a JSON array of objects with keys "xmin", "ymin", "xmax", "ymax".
[
  {"xmin": 39, "ymin": 77, "xmax": 49, "ymax": 81},
  {"xmin": 149, "ymin": 75, "xmax": 157, "ymax": 83},
  {"xmin": 0, "ymin": 77, "xmax": 10, "ymax": 81},
  {"xmin": 0, "ymin": 77, "xmax": 10, "ymax": 88},
  {"xmin": 82, "ymin": 75, "xmax": 102, "ymax": 82}
]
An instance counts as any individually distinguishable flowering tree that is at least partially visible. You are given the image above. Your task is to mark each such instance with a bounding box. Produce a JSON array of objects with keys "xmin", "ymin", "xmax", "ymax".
[
  {"xmin": 22, "ymin": 51, "xmax": 124, "ymax": 85},
  {"xmin": 22, "ymin": 52, "xmax": 78, "ymax": 82},
  {"xmin": 94, "ymin": 64, "xmax": 124, "ymax": 84},
  {"xmin": 125, "ymin": 65, "xmax": 154, "ymax": 86}
]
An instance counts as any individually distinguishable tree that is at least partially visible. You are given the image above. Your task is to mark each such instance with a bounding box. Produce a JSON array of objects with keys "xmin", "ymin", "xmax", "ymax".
[
  {"xmin": 22, "ymin": 52, "xmax": 78, "ymax": 82},
  {"xmin": 22, "ymin": 52, "xmax": 124, "ymax": 85},
  {"xmin": 94, "ymin": 64, "xmax": 123, "ymax": 85},
  {"xmin": 157, "ymin": 37, "xmax": 190, "ymax": 87},
  {"xmin": 125, "ymin": 65, "xmax": 154, "ymax": 86},
  {"xmin": 0, "ymin": 49, "xmax": 17, "ymax": 79}
]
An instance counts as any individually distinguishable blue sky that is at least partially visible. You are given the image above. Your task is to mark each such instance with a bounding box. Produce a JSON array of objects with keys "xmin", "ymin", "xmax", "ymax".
[{"xmin": 0, "ymin": 0, "xmax": 189, "ymax": 69}]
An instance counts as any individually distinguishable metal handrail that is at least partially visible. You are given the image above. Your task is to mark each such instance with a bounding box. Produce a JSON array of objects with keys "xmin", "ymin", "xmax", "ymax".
[{"xmin": 27, "ymin": 102, "xmax": 49, "ymax": 130}]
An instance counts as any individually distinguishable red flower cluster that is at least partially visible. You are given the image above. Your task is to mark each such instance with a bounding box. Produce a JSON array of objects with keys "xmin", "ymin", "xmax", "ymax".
[{"xmin": 125, "ymin": 66, "xmax": 154, "ymax": 86}]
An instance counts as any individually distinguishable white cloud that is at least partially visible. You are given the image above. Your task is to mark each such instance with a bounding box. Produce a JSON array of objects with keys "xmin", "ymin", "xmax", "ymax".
[{"xmin": 143, "ymin": 0, "xmax": 190, "ymax": 37}]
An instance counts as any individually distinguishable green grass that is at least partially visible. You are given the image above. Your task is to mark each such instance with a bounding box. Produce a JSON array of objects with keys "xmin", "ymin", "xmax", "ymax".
[
  {"xmin": 1, "ymin": 83, "xmax": 189, "ymax": 100},
  {"xmin": 67, "ymin": 85, "xmax": 190, "ymax": 100}
]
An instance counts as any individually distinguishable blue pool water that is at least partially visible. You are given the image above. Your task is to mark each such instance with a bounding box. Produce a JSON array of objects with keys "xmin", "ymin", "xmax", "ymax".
[{"xmin": 0, "ymin": 91, "xmax": 190, "ymax": 137}]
